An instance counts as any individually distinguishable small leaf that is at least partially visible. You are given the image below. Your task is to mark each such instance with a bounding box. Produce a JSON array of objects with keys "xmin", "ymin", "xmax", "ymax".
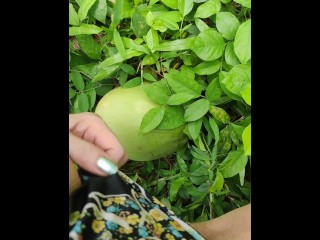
[
  {"xmin": 225, "ymin": 42, "xmax": 240, "ymax": 67},
  {"xmin": 192, "ymin": 29, "xmax": 225, "ymax": 61},
  {"xmin": 78, "ymin": 0, "xmax": 96, "ymax": 22},
  {"xmin": 69, "ymin": 3, "xmax": 80, "ymax": 26},
  {"xmin": 194, "ymin": 60, "xmax": 221, "ymax": 75},
  {"xmin": 177, "ymin": 149, "xmax": 188, "ymax": 173},
  {"xmin": 241, "ymin": 84, "xmax": 251, "ymax": 106},
  {"xmin": 155, "ymin": 37, "xmax": 195, "ymax": 51},
  {"xmin": 143, "ymin": 73, "xmax": 157, "ymax": 82},
  {"xmin": 120, "ymin": 63, "xmax": 136, "ymax": 75},
  {"xmin": 70, "ymin": 71, "xmax": 84, "ymax": 91},
  {"xmin": 143, "ymin": 84, "xmax": 169, "ymax": 104},
  {"xmin": 234, "ymin": 19, "xmax": 251, "ymax": 64},
  {"xmin": 188, "ymin": 118, "xmax": 202, "ymax": 140},
  {"xmin": 92, "ymin": 64, "xmax": 120, "ymax": 82},
  {"xmin": 169, "ymin": 176, "xmax": 187, "ymax": 201},
  {"xmin": 206, "ymin": 77, "xmax": 222, "ymax": 102},
  {"xmin": 209, "ymin": 105, "xmax": 230, "ymax": 124},
  {"xmin": 161, "ymin": 0, "xmax": 179, "ymax": 9},
  {"xmin": 146, "ymin": 28, "xmax": 159, "ymax": 52},
  {"xmin": 77, "ymin": 93, "xmax": 89, "ymax": 112},
  {"xmin": 69, "ymin": 88, "xmax": 76, "ymax": 100},
  {"xmin": 218, "ymin": 148, "xmax": 248, "ymax": 178},
  {"xmin": 86, "ymin": 88, "xmax": 96, "ymax": 110},
  {"xmin": 216, "ymin": 12, "xmax": 240, "ymax": 40},
  {"xmin": 210, "ymin": 171, "xmax": 224, "ymax": 193},
  {"xmin": 76, "ymin": 34, "xmax": 101, "ymax": 59},
  {"xmin": 119, "ymin": 70, "xmax": 128, "ymax": 86},
  {"xmin": 157, "ymin": 106, "xmax": 185, "ymax": 129},
  {"xmin": 195, "ymin": 18, "xmax": 210, "ymax": 32},
  {"xmin": 190, "ymin": 147, "xmax": 211, "ymax": 161},
  {"xmin": 110, "ymin": 0, "xmax": 123, "ymax": 30},
  {"xmin": 132, "ymin": 11, "xmax": 150, "ymax": 37},
  {"xmin": 239, "ymin": 168, "xmax": 245, "ymax": 186},
  {"xmin": 234, "ymin": 0, "xmax": 251, "ymax": 8},
  {"xmin": 123, "ymin": 77, "xmax": 142, "ymax": 88},
  {"xmin": 142, "ymin": 52, "xmax": 159, "ymax": 66},
  {"xmin": 217, "ymin": 127, "xmax": 232, "ymax": 154},
  {"xmin": 242, "ymin": 123, "xmax": 251, "ymax": 156},
  {"xmin": 167, "ymin": 93, "xmax": 195, "ymax": 105},
  {"xmin": 178, "ymin": 0, "xmax": 194, "ymax": 17},
  {"xmin": 194, "ymin": 0, "xmax": 221, "ymax": 18},
  {"xmin": 69, "ymin": 24, "xmax": 103, "ymax": 36},
  {"xmin": 209, "ymin": 117, "xmax": 219, "ymax": 142},
  {"xmin": 113, "ymin": 29, "xmax": 126, "ymax": 59},
  {"xmin": 140, "ymin": 107, "xmax": 166, "ymax": 134},
  {"xmin": 89, "ymin": 0, "xmax": 107, "ymax": 24},
  {"xmin": 184, "ymin": 99, "xmax": 210, "ymax": 122}
]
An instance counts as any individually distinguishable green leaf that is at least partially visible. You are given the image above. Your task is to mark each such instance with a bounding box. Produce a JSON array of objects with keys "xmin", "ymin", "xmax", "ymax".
[
  {"xmin": 155, "ymin": 37, "xmax": 195, "ymax": 51},
  {"xmin": 122, "ymin": 37, "xmax": 150, "ymax": 54},
  {"xmin": 216, "ymin": 12, "xmax": 240, "ymax": 40},
  {"xmin": 143, "ymin": 73, "xmax": 157, "ymax": 82},
  {"xmin": 221, "ymin": 64, "xmax": 251, "ymax": 97},
  {"xmin": 143, "ymin": 84, "xmax": 169, "ymax": 104},
  {"xmin": 123, "ymin": 77, "xmax": 142, "ymax": 88},
  {"xmin": 242, "ymin": 123, "xmax": 251, "ymax": 156},
  {"xmin": 170, "ymin": 176, "xmax": 187, "ymax": 201},
  {"xmin": 113, "ymin": 29, "xmax": 126, "ymax": 59},
  {"xmin": 89, "ymin": 0, "xmax": 107, "ymax": 24},
  {"xmin": 234, "ymin": 19, "xmax": 251, "ymax": 64},
  {"xmin": 69, "ymin": 3, "xmax": 80, "ymax": 26},
  {"xmin": 140, "ymin": 107, "xmax": 166, "ymax": 134},
  {"xmin": 229, "ymin": 124, "xmax": 240, "ymax": 147},
  {"xmin": 164, "ymin": 70, "xmax": 202, "ymax": 97},
  {"xmin": 178, "ymin": 0, "xmax": 194, "ymax": 17},
  {"xmin": 234, "ymin": 0, "xmax": 251, "ymax": 8},
  {"xmin": 120, "ymin": 63, "xmax": 136, "ymax": 75},
  {"xmin": 241, "ymin": 84, "xmax": 251, "ymax": 106},
  {"xmin": 142, "ymin": 52, "xmax": 159, "ymax": 65},
  {"xmin": 70, "ymin": 71, "xmax": 84, "ymax": 91},
  {"xmin": 219, "ymin": 71, "xmax": 242, "ymax": 101},
  {"xmin": 184, "ymin": 99, "xmax": 210, "ymax": 122},
  {"xmin": 149, "ymin": 0, "xmax": 160, "ymax": 6},
  {"xmin": 86, "ymin": 88, "xmax": 96, "ymax": 110},
  {"xmin": 220, "ymin": 0, "xmax": 232, "ymax": 3},
  {"xmin": 146, "ymin": 28, "xmax": 159, "ymax": 52},
  {"xmin": 69, "ymin": 88, "xmax": 76, "ymax": 100},
  {"xmin": 190, "ymin": 147, "xmax": 211, "ymax": 161},
  {"xmin": 209, "ymin": 105, "xmax": 230, "ymax": 124},
  {"xmin": 195, "ymin": 18, "xmax": 210, "ymax": 32},
  {"xmin": 77, "ymin": 93, "xmax": 89, "ymax": 112},
  {"xmin": 230, "ymin": 123, "xmax": 245, "ymax": 141},
  {"xmin": 76, "ymin": 35, "xmax": 101, "ymax": 60},
  {"xmin": 206, "ymin": 77, "xmax": 222, "ymax": 102},
  {"xmin": 194, "ymin": 0, "xmax": 221, "ymax": 18},
  {"xmin": 99, "ymin": 49, "xmax": 144, "ymax": 68},
  {"xmin": 132, "ymin": 11, "xmax": 150, "ymax": 37},
  {"xmin": 217, "ymin": 127, "xmax": 232, "ymax": 154},
  {"xmin": 155, "ymin": 179, "xmax": 166, "ymax": 194},
  {"xmin": 69, "ymin": 24, "xmax": 103, "ymax": 36},
  {"xmin": 239, "ymin": 168, "xmax": 245, "ymax": 186},
  {"xmin": 167, "ymin": 93, "xmax": 195, "ymax": 105},
  {"xmin": 92, "ymin": 64, "xmax": 120, "ymax": 82},
  {"xmin": 177, "ymin": 149, "xmax": 188, "ymax": 173},
  {"xmin": 78, "ymin": 0, "xmax": 96, "ymax": 22},
  {"xmin": 156, "ymin": 11, "xmax": 183, "ymax": 30},
  {"xmin": 161, "ymin": 0, "xmax": 178, "ymax": 9},
  {"xmin": 192, "ymin": 29, "xmax": 225, "ymax": 61},
  {"xmin": 208, "ymin": 117, "xmax": 220, "ymax": 142},
  {"xmin": 110, "ymin": 0, "xmax": 123, "ymax": 30},
  {"xmin": 157, "ymin": 106, "xmax": 185, "ymax": 129},
  {"xmin": 225, "ymin": 42, "xmax": 240, "ymax": 66},
  {"xmin": 218, "ymin": 148, "xmax": 248, "ymax": 178},
  {"xmin": 194, "ymin": 60, "xmax": 221, "ymax": 75},
  {"xmin": 210, "ymin": 171, "xmax": 224, "ymax": 193},
  {"xmin": 188, "ymin": 118, "xmax": 202, "ymax": 140},
  {"xmin": 118, "ymin": 70, "xmax": 128, "ymax": 86}
]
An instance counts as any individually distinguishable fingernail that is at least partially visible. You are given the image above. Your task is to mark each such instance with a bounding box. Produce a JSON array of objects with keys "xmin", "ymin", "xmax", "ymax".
[{"xmin": 97, "ymin": 157, "xmax": 118, "ymax": 175}]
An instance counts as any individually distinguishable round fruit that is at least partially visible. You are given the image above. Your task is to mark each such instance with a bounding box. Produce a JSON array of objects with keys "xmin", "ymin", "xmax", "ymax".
[{"xmin": 95, "ymin": 85, "xmax": 188, "ymax": 161}]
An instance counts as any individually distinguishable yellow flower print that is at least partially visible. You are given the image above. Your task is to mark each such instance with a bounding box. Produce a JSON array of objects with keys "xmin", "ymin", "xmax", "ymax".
[
  {"xmin": 165, "ymin": 233, "xmax": 175, "ymax": 240},
  {"xmin": 127, "ymin": 214, "xmax": 140, "ymax": 225},
  {"xmin": 170, "ymin": 221, "xmax": 185, "ymax": 231},
  {"xmin": 92, "ymin": 219, "xmax": 105, "ymax": 233},
  {"xmin": 114, "ymin": 196, "xmax": 126, "ymax": 205},
  {"xmin": 153, "ymin": 223, "xmax": 165, "ymax": 236},
  {"xmin": 149, "ymin": 209, "xmax": 167, "ymax": 221},
  {"xmin": 119, "ymin": 226, "xmax": 133, "ymax": 234},
  {"xmin": 102, "ymin": 197, "xmax": 114, "ymax": 207},
  {"xmin": 152, "ymin": 197, "xmax": 165, "ymax": 207}
]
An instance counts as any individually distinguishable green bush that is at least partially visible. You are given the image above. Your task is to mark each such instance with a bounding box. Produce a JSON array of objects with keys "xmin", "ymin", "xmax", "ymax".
[{"xmin": 69, "ymin": 0, "xmax": 251, "ymax": 222}]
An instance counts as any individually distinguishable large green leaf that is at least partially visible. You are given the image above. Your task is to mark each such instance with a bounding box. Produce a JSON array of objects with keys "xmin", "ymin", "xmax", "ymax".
[
  {"xmin": 216, "ymin": 12, "xmax": 240, "ymax": 40},
  {"xmin": 178, "ymin": 0, "xmax": 194, "ymax": 17},
  {"xmin": 192, "ymin": 29, "xmax": 225, "ymax": 61},
  {"xmin": 78, "ymin": 0, "xmax": 97, "ymax": 22},
  {"xmin": 161, "ymin": 0, "xmax": 178, "ymax": 9},
  {"xmin": 110, "ymin": 0, "xmax": 124, "ymax": 30},
  {"xmin": 146, "ymin": 28, "xmax": 159, "ymax": 53},
  {"xmin": 234, "ymin": 0, "xmax": 251, "ymax": 8},
  {"xmin": 241, "ymin": 84, "xmax": 251, "ymax": 106},
  {"xmin": 167, "ymin": 93, "xmax": 195, "ymax": 105},
  {"xmin": 194, "ymin": 60, "xmax": 221, "ymax": 75},
  {"xmin": 123, "ymin": 77, "xmax": 142, "ymax": 88},
  {"xmin": 69, "ymin": 3, "xmax": 80, "ymax": 26},
  {"xmin": 194, "ymin": 0, "xmax": 221, "ymax": 18},
  {"xmin": 157, "ymin": 106, "xmax": 185, "ymax": 129},
  {"xmin": 206, "ymin": 77, "xmax": 222, "ymax": 102},
  {"xmin": 234, "ymin": 19, "xmax": 251, "ymax": 64},
  {"xmin": 70, "ymin": 71, "xmax": 84, "ymax": 91},
  {"xmin": 195, "ymin": 18, "xmax": 210, "ymax": 32},
  {"xmin": 209, "ymin": 105, "xmax": 230, "ymax": 124},
  {"xmin": 140, "ymin": 107, "xmax": 166, "ymax": 134},
  {"xmin": 69, "ymin": 24, "xmax": 103, "ymax": 36},
  {"xmin": 92, "ymin": 64, "xmax": 120, "ymax": 82},
  {"xmin": 143, "ymin": 84, "xmax": 169, "ymax": 105},
  {"xmin": 77, "ymin": 93, "xmax": 90, "ymax": 112},
  {"xmin": 113, "ymin": 29, "xmax": 126, "ymax": 59},
  {"xmin": 155, "ymin": 38, "xmax": 195, "ymax": 51},
  {"xmin": 225, "ymin": 42, "xmax": 240, "ymax": 66},
  {"xmin": 76, "ymin": 35, "xmax": 101, "ymax": 60},
  {"xmin": 89, "ymin": 0, "xmax": 107, "ymax": 24},
  {"xmin": 184, "ymin": 99, "xmax": 210, "ymax": 122},
  {"xmin": 188, "ymin": 118, "xmax": 203, "ymax": 140},
  {"xmin": 218, "ymin": 148, "xmax": 248, "ymax": 178},
  {"xmin": 210, "ymin": 171, "xmax": 224, "ymax": 193},
  {"xmin": 242, "ymin": 123, "xmax": 251, "ymax": 156},
  {"xmin": 132, "ymin": 11, "xmax": 150, "ymax": 37}
]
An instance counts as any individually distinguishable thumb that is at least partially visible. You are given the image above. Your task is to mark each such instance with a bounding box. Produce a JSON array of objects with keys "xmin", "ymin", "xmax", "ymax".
[{"xmin": 69, "ymin": 133, "xmax": 118, "ymax": 176}]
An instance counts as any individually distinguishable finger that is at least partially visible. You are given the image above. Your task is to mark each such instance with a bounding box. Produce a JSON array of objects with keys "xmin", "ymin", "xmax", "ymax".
[
  {"xmin": 69, "ymin": 113, "xmax": 128, "ymax": 167},
  {"xmin": 69, "ymin": 133, "xmax": 119, "ymax": 176}
]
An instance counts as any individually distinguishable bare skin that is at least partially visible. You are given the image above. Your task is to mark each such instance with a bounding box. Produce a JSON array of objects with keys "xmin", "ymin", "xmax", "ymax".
[{"xmin": 69, "ymin": 112, "xmax": 251, "ymax": 239}]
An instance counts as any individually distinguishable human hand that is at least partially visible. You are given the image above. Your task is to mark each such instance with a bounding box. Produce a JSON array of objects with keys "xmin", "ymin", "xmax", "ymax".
[{"xmin": 69, "ymin": 112, "xmax": 128, "ymax": 176}]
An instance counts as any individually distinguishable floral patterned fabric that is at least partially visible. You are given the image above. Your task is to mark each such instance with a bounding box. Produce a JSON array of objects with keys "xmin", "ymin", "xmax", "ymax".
[{"xmin": 69, "ymin": 171, "xmax": 205, "ymax": 240}]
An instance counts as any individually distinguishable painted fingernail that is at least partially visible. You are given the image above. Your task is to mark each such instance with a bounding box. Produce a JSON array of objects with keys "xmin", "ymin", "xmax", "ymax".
[{"xmin": 97, "ymin": 157, "xmax": 118, "ymax": 175}]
